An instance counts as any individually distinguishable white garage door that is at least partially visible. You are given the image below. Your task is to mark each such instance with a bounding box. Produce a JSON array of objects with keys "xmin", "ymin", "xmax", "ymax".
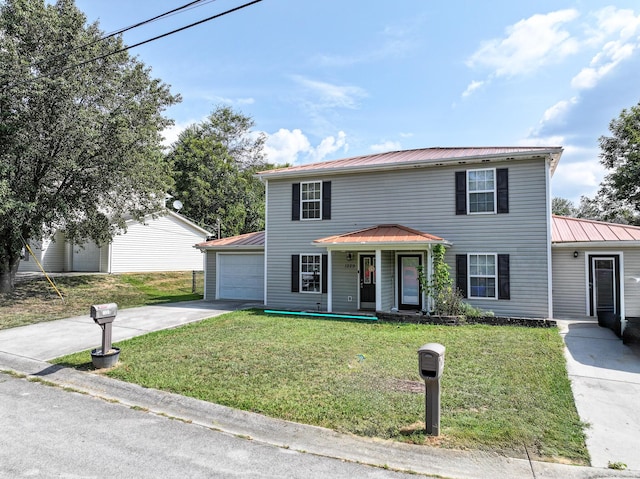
[{"xmin": 218, "ymin": 253, "xmax": 264, "ymax": 301}]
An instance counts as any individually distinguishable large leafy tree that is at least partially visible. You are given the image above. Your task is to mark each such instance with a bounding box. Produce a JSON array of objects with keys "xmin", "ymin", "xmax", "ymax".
[
  {"xmin": 167, "ymin": 106, "xmax": 270, "ymax": 238},
  {"xmin": 594, "ymin": 102, "xmax": 640, "ymax": 225},
  {"xmin": 0, "ymin": 0, "xmax": 180, "ymax": 292}
]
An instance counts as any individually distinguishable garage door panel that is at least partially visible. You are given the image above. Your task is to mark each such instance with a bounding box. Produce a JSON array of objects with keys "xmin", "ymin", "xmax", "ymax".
[{"xmin": 218, "ymin": 253, "xmax": 264, "ymax": 301}]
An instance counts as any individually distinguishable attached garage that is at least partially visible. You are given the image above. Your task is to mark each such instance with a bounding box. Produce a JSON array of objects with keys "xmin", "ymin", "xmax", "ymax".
[
  {"xmin": 218, "ymin": 253, "xmax": 264, "ymax": 300},
  {"xmin": 196, "ymin": 231, "xmax": 265, "ymax": 303}
]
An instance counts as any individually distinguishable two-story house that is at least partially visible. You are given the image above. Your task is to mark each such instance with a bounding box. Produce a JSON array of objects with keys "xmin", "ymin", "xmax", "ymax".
[{"xmin": 198, "ymin": 146, "xmax": 563, "ymax": 319}]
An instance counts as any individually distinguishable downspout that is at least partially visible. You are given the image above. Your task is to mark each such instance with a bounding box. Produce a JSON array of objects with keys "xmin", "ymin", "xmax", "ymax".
[
  {"xmin": 263, "ymin": 179, "xmax": 269, "ymax": 306},
  {"xmin": 545, "ymin": 157, "xmax": 554, "ymax": 319},
  {"xmin": 327, "ymin": 249, "xmax": 333, "ymax": 312}
]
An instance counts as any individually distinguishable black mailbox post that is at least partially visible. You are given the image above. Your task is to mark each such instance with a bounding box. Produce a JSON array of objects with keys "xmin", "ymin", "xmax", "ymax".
[
  {"xmin": 418, "ymin": 343, "xmax": 445, "ymax": 435},
  {"xmin": 90, "ymin": 303, "xmax": 120, "ymax": 368}
]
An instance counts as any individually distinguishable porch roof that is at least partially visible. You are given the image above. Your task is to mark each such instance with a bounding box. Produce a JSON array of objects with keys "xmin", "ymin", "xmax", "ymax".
[
  {"xmin": 313, "ymin": 224, "xmax": 449, "ymax": 250},
  {"xmin": 551, "ymin": 215, "xmax": 640, "ymax": 244}
]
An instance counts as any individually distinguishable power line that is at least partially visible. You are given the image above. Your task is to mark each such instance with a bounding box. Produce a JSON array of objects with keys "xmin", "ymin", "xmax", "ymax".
[
  {"xmin": 31, "ymin": 0, "xmax": 215, "ymax": 70},
  {"xmin": 4, "ymin": 0, "xmax": 263, "ymax": 88}
]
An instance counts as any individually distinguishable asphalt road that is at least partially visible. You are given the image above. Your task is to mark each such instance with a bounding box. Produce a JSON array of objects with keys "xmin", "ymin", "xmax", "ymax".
[{"xmin": 0, "ymin": 374, "xmax": 418, "ymax": 479}]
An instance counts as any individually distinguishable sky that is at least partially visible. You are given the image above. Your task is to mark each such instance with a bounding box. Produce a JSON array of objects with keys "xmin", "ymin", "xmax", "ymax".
[{"xmin": 73, "ymin": 0, "xmax": 640, "ymax": 204}]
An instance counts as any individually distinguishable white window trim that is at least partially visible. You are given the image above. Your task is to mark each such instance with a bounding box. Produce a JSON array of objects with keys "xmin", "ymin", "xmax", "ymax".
[
  {"xmin": 299, "ymin": 253, "xmax": 322, "ymax": 294},
  {"xmin": 300, "ymin": 180, "xmax": 322, "ymax": 221},
  {"xmin": 468, "ymin": 253, "xmax": 498, "ymax": 300},
  {"xmin": 467, "ymin": 168, "xmax": 496, "ymax": 215}
]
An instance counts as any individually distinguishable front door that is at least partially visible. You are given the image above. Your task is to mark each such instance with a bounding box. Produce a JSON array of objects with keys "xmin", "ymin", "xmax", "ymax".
[
  {"xmin": 359, "ymin": 255, "xmax": 376, "ymax": 310},
  {"xmin": 398, "ymin": 255, "xmax": 422, "ymax": 310},
  {"xmin": 589, "ymin": 255, "xmax": 622, "ymax": 335}
]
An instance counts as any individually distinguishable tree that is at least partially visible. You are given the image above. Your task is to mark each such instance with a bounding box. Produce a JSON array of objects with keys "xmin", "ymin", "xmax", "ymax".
[
  {"xmin": 0, "ymin": 0, "xmax": 180, "ymax": 292},
  {"xmin": 595, "ymin": 102, "xmax": 640, "ymax": 225},
  {"xmin": 167, "ymin": 106, "xmax": 269, "ymax": 237},
  {"xmin": 552, "ymin": 197, "xmax": 576, "ymax": 216}
]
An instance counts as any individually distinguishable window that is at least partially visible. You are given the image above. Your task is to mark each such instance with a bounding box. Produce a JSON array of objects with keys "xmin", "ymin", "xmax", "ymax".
[
  {"xmin": 292, "ymin": 181, "xmax": 331, "ymax": 221},
  {"xmin": 300, "ymin": 254, "xmax": 322, "ymax": 293},
  {"xmin": 469, "ymin": 254, "xmax": 497, "ymax": 298},
  {"xmin": 456, "ymin": 169, "xmax": 508, "ymax": 215},
  {"xmin": 468, "ymin": 169, "xmax": 495, "ymax": 214},
  {"xmin": 301, "ymin": 181, "xmax": 321, "ymax": 220}
]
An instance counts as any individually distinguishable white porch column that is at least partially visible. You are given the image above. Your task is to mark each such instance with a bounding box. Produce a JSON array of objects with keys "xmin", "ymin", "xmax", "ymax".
[
  {"xmin": 426, "ymin": 245, "xmax": 433, "ymax": 312},
  {"xmin": 327, "ymin": 249, "xmax": 333, "ymax": 312},
  {"xmin": 375, "ymin": 249, "xmax": 382, "ymax": 311}
]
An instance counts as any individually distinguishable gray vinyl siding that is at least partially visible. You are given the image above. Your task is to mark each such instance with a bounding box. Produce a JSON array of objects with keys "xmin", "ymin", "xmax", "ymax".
[
  {"xmin": 331, "ymin": 251, "xmax": 359, "ymax": 312},
  {"xmin": 205, "ymin": 250, "xmax": 217, "ymax": 300},
  {"xmin": 380, "ymin": 251, "xmax": 395, "ymax": 310},
  {"xmin": 552, "ymin": 246, "xmax": 640, "ymax": 319},
  {"xmin": 265, "ymin": 158, "xmax": 551, "ymax": 317},
  {"xmin": 552, "ymin": 248, "xmax": 588, "ymax": 317}
]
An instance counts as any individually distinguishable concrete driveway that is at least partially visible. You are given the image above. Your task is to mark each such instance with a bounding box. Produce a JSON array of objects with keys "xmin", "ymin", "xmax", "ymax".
[
  {"xmin": 0, "ymin": 300, "xmax": 257, "ymax": 361},
  {"xmin": 559, "ymin": 319, "xmax": 640, "ymax": 470}
]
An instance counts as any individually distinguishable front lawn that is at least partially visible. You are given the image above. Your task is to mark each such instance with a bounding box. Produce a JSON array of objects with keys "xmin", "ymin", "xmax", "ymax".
[
  {"xmin": 0, "ymin": 271, "xmax": 203, "ymax": 330},
  {"xmin": 55, "ymin": 310, "xmax": 588, "ymax": 464}
]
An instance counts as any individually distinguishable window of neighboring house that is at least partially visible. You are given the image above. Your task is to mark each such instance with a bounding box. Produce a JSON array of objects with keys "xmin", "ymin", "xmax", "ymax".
[
  {"xmin": 300, "ymin": 254, "xmax": 322, "ymax": 293},
  {"xmin": 468, "ymin": 169, "xmax": 496, "ymax": 214},
  {"xmin": 469, "ymin": 253, "xmax": 497, "ymax": 299},
  {"xmin": 301, "ymin": 181, "xmax": 322, "ymax": 220}
]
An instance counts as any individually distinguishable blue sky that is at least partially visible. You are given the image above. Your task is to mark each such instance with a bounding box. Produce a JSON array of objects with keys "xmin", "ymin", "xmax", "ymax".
[{"xmin": 75, "ymin": 0, "xmax": 640, "ymax": 203}]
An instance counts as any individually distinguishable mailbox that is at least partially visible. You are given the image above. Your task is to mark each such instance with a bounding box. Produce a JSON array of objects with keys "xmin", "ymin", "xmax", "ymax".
[
  {"xmin": 418, "ymin": 343, "xmax": 445, "ymax": 380},
  {"xmin": 90, "ymin": 303, "xmax": 118, "ymax": 325}
]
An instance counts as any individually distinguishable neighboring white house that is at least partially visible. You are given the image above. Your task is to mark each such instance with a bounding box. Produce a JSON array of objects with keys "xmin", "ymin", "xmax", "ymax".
[{"xmin": 19, "ymin": 210, "xmax": 210, "ymax": 274}]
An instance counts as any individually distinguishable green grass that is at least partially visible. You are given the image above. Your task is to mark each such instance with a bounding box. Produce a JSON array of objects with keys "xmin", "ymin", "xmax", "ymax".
[
  {"xmin": 0, "ymin": 271, "xmax": 203, "ymax": 330},
  {"xmin": 55, "ymin": 310, "xmax": 589, "ymax": 464}
]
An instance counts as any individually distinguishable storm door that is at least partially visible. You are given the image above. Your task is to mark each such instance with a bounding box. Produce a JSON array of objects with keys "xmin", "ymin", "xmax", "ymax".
[
  {"xmin": 398, "ymin": 255, "xmax": 422, "ymax": 310},
  {"xmin": 589, "ymin": 255, "xmax": 620, "ymax": 317},
  {"xmin": 359, "ymin": 255, "xmax": 376, "ymax": 310}
]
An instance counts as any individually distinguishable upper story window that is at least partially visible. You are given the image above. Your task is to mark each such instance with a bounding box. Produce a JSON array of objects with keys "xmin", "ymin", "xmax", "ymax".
[
  {"xmin": 301, "ymin": 181, "xmax": 322, "ymax": 220},
  {"xmin": 455, "ymin": 168, "xmax": 508, "ymax": 215},
  {"xmin": 292, "ymin": 181, "xmax": 331, "ymax": 221},
  {"xmin": 468, "ymin": 169, "xmax": 495, "ymax": 214}
]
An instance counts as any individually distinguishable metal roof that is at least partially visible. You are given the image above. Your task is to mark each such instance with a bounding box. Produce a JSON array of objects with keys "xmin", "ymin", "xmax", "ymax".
[
  {"xmin": 552, "ymin": 215, "xmax": 640, "ymax": 243},
  {"xmin": 195, "ymin": 231, "xmax": 265, "ymax": 249},
  {"xmin": 258, "ymin": 146, "xmax": 563, "ymax": 179},
  {"xmin": 313, "ymin": 224, "xmax": 447, "ymax": 246}
]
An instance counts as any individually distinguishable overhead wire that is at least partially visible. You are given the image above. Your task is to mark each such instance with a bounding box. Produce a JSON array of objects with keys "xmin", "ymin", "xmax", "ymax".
[
  {"xmin": 31, "ymin": 0, "xmax": 215, "ymax": 70},
  {"xmin": 3, "ymin": 0, "xmax": 263, "ymax": 88}
]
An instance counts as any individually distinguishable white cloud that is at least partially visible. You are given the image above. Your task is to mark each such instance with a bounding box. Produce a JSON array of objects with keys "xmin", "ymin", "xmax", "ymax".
[
  {"xmin": 263, "ymin": 128, "xmax": 311, "ymax": 164},
  {"xmin": 462, "ymin": 80, "xmax": 485, "ymax": 98},
  {"xmin": 370, "ymin": 140, "xmax": 401, "ymax": 153},
  {"xmin": 310, "ymin": 131, "xmax": 348, "ymax": 162},
  {"xmin": 571, "ymin": 40, "xmax": 637, "ymax": 89},
  {"xmin": 292, "ymin": 75, "xmax": 367, "ymax": 109},
  {"xmin": 467, "ymin": 9, "xmax": 580, "ymax": 77},
  {"xmin": 552, "ymin": 157, "xmax": 606, "ymax": 202},
  {"xmin": 263, "ymin": 129, "xmax": 348, "ymax": 165}
]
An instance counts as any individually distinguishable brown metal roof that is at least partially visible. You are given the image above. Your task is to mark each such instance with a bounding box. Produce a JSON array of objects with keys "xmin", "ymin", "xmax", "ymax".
[
  {"xmin": 552, "ymin": 215, "xmax": 640, "ymax": 243},
  {"xmin": 258, "ymin": 146, "xmax": 563, "ymax": 178},
  {"xmin": 314, "ymin": 224, "xmax": 446, "ymax": 245},
  {"xmin": 196, "ymin": 231, "xmax": 265, "ymax": 249}
]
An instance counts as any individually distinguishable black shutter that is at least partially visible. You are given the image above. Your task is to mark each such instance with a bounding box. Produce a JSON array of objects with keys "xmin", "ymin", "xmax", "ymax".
[
  {"xmin": 292, "ymin": 183, "xmax": 300, "ymax": 221},
  {"xmin": 497, "ymin": 168, "xmax": 509, "ymax": 214},
  {"xmin": 456, "ymin": 254, "xmax": 468, "ymax": 298},
  {"xmin": 321, "ymin": 254, "xmax": 328, "ymax": 293},
  {"xmin": 322, "ymin": 181, "xmax": 331, "ymax": 220},
  {"xmin": 291, "ymin": 254, "xmax": 300, "ymax": 292},
  {"xmin": 498, "ymin": 254, "xmax": 510, "ymax": 300},
  {"xmin": 455, "ymin": 171, "xmax": 467, "ymax": 215}
]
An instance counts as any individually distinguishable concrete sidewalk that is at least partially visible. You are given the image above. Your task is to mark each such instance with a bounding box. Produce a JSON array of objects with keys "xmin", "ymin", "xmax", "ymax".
[
  {"xmin": 0, "ymin": 304, "xmax": 639, "ymax": 478},
  {"xmin": 558, "ymin": 319, "xmax": 640, "ymax": 471}
]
